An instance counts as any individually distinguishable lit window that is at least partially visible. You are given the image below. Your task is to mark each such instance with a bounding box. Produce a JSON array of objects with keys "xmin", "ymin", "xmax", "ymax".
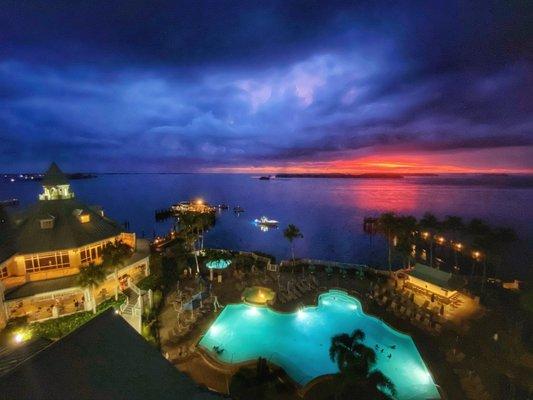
[{"xmin": 24, "ymin": 251, "xmax": 70, "ymax": 272}]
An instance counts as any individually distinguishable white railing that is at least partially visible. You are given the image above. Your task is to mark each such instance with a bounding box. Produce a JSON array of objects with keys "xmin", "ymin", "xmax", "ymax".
[
  {"xmin": 128, "ymin": 278, "xmax": 146, "ymax": 296},
  {"xmin": 119, "ymin": 296, "xmax": 129, "ymax": 313}
]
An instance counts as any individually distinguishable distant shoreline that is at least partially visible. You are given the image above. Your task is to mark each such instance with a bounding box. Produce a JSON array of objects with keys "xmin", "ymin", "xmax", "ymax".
[{"xmin": 275, "ymin": 173, "xmax": 438, "ymax": 179}]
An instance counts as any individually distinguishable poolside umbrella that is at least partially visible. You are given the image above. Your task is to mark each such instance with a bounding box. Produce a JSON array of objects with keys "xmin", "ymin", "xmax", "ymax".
[
  {"xmin": 241, "ymin": 286, "xmax": 276, "ymax": 305},
  {"xmin": 206, "ymin": 259, "xmax": 232, "ymax": 281}
]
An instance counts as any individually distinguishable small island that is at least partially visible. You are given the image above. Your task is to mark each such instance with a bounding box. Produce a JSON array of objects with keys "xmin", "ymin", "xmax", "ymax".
[{"xmin": 276, "ymin": 173, "xmax": 405, "ymax": 179}]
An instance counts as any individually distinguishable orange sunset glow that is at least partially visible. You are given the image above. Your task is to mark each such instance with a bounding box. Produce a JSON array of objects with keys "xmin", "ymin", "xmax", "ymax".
[{"xmin": 204, "ymin": 151, "xmax": 533, "ymax": 174}]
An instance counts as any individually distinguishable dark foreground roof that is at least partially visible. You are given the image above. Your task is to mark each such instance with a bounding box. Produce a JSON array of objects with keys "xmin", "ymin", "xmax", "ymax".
[
  {"xmin": 409, "ymin": 263, "xmax": 454, "ymax": 290},
  {"xmin": 14, "ymin": 198, "xmax": 123, "ymax": 254},
  {"xmin": 0, "ymin": 309, "xmax": 221, "ymax": 400},
  {"xmin": 4, "ymin": 275, "xmax": 80, "ymax": 301},
  {"xmin": 0, "ymin": 337, "xmax": 52, "ymax": 377}
]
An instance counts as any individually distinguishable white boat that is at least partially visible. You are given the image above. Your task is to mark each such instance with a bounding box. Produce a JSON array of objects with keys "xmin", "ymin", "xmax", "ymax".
[{"xmin": 254, "ymin": 216, "xmax": 279, "ymax": 226}]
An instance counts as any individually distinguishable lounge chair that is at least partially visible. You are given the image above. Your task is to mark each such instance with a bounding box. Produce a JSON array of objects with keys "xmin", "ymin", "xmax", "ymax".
[
  {"xmin": 295, "ymin": 281, "xmax": 307, "ymax": 293},
  {"xmin": 289, "ymin": 285, "xmax": 300, "ymax": 297},
  {"xmin": 286, "ymin": 291, "xmax": 297, "ymax": 301}
]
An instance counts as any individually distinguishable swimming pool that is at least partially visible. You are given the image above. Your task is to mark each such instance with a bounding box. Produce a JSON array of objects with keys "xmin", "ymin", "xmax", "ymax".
[{"xmin": 199, "ymin": 289, "xmax": 440, "ymax": 400}]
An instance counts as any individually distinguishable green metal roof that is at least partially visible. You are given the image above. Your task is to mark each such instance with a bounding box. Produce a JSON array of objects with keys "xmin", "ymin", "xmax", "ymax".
[
  {"xmin": 0, "ymin": 309, "xmax": 221, "ymax": 399},
  {"xmin": 409, "ymin": 263, "xmax": 453, "ymax": 289},
  {"xmin": 13, "ymin": 198, "xmax": 123, "ymax": 254}
]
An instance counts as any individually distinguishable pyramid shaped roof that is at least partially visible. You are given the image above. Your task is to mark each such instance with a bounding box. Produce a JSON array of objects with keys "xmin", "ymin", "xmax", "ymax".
[{"xmin": 42, "ymin": 162, "xmax": 69, "ymax": 186}]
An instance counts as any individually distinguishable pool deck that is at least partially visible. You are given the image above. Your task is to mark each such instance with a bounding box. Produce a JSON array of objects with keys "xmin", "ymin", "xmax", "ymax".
[{"xmin": 158, "ymin": 268, "xmax": 473, "ymax": 399}]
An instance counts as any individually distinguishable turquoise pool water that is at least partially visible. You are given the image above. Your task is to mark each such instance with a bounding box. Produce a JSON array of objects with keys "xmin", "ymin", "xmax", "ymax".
[{"xmin": 199, "ymin": 289, "xmax": 440, "ymax": 400}]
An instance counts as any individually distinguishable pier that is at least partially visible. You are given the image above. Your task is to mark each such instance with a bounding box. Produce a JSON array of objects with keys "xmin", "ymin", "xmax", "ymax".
[{"xmin": 363, "ymin": 217, "xmax": 378, "ymax": 234}]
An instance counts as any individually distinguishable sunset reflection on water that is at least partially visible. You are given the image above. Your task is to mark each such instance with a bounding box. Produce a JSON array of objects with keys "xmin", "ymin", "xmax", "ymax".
[
  {"xmin": 326, "ymin": 179, "xmax": 424, "ymax": 214},
  {"xmin": 341, "ymin": 180, "xmax": 421, "ymax": 213}
]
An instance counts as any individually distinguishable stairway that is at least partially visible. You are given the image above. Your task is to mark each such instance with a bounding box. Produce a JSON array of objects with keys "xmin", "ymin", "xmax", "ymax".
[
  {"xmin": 121, "ymin": 288, "xmax": 139, "ymax": 315},
  {"xmin": 120, "ymin": 287, "xmax": 142, "ymax": 332}
]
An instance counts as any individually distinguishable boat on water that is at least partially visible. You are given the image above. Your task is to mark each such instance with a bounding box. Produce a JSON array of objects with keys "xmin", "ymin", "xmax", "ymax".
[
  {"xmin": 217, "ymin": 204, "xmax": 229, "ymax": 210},
  {"xmin": 259, "ymin": 176, "xmax": 271, "ymax": 180},
  {"xmin": 254, "ymin": 216, "xmax": 279, "ymax": 226},
  {"xmin": 233, "ymin": 206, "xmax": 245, "ymax": 213}
]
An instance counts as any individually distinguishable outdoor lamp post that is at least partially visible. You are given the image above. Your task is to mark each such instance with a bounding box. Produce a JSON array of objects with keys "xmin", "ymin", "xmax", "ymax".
[
  {"xmin": 454, "ymin": 242, "xmax": 463, "ymax": 272},
  {"xmin": 471, "ymin": 251, "xmax": 480, "ymax": 277},
  {"xmin": 471, "ymin": 250, "xmax": 488, "ymax": 293},
  {"xmin": 421, "ymin": 232, "xmax": 434, "ymax": 268}
]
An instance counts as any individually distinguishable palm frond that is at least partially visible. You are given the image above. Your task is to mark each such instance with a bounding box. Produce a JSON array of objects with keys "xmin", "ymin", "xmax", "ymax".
[
  {"xmin": 368, "ymin": 370, "xmax": 396, "ymax": 398},
  {"xmin": 351, "ymin": 329, "xmax": 365, "ymax": 342}
]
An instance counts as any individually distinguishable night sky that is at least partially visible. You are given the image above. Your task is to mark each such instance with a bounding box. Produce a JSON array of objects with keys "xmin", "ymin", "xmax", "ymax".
[{"xmin": 1, "ymin": 1, "xmax": 532, "ymax": 173}]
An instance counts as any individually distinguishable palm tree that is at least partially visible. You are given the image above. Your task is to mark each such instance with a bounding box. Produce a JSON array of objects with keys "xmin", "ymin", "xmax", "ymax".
[
  {"xmin": 444, "ymin": 215, "xmax": 463, "ymax": 235},
  {"xmin": 474, "ymin": 227, "xmax": 517, "ymax": 294},
  {"xmin": 102, "ymin": 240, "xmax": 133, "ymax": 300},
  {"xmin": 283, "ymin": 224, "xmax": 303, "ymax": 270},
  {"xmin": 466, "ymin": 218, "xmax": 491, "ymax": 236},
  {"xmin": 376, "ymin": 213, "xmax": 397, "ymax": 271},
  {"xmin": 444, "ymin": 216, "xmax": 463, "ymax": 270},
  {"xmin": 77, "ymin": 263, "xmax": 107, "ymax": 314},
  {"xmin": 419, "ymin": 213, "xmax": 440, "ymax": 268},
  {"xmin": 393, "ymin": 216, "xmax": 417, "ymax": 268},
  {"xmin": 179, "ymin": 212, "xmax": 202, "ymax": 273},
  {"xmin": 329, "ymin": 329, "xmax": 396, "ymax": 399}
]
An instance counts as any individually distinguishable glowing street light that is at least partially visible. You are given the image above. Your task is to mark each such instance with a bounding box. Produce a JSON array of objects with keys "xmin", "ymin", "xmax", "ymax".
[
  {"xmin": 13, "ymin": 329, "xmax": 31, "ymax": 344},
  {"xmin": 421, "ymin": 232, "xmax": 434, "ymax": 267}
]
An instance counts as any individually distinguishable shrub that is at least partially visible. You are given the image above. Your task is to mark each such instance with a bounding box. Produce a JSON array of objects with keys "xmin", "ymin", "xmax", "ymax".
[
  {"xmin": 153, "ymin": 289, "xmax": 163, "ymax": 309},
  {"xmin": 137, "ymin": 272, "xmax": 162, "ymax": 291},
  {"xmin": 25, "ymin": 295, "xmax": 126, "ymax": 340}
]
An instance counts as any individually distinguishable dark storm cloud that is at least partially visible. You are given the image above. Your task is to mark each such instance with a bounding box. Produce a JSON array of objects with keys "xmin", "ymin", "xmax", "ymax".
[{"xmin": 0, "ymin": 0, "xmax": 531, "ymax": 171}]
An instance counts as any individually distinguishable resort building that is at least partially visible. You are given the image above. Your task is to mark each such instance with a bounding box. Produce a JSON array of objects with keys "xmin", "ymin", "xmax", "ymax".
[
  {"xmin": 0, "ymin": 163, "xmax": 150, "ymax": 327},
  {"xmin": 400, "ymin": 263, "xmax": 458, "ymax": 299}
]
